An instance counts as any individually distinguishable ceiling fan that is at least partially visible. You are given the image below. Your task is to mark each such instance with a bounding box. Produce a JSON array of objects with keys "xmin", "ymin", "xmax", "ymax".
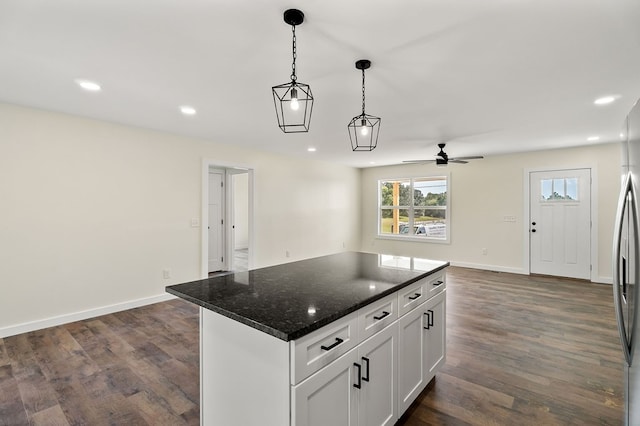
[{"xmin": 403, "ymin": 143, "xmax": 484, "ymax": 165}]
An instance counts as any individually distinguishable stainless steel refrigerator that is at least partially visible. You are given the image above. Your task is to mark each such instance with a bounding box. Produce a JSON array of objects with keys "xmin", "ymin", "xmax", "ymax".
[{"xmin": 614, "ymin": 98, "xmax": 640, "ymax": 426}]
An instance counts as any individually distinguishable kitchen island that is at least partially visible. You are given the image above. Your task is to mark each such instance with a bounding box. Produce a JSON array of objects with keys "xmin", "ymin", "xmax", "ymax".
[{"xmin": 167, "ymin": 252, "xmax": 448, "ymax": 426}]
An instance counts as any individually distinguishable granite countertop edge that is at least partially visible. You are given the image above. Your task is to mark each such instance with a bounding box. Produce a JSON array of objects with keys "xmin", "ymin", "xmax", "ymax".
[{"xmin": 167, "ymin": 261, "xmax": 449, "ymax": 342}]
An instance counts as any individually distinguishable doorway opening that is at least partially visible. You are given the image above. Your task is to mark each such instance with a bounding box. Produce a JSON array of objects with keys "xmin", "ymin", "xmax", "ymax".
[{"xmin": 201, "ymin": 160, "xmax": 253, "ymax": 279}]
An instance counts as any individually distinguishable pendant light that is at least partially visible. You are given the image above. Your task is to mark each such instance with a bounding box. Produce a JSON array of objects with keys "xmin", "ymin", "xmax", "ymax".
[
  {"xmin": 272, "ymin": 9, "xmax": 314, "ymax": 133},
  {"xmin": 347, "ymin": 59, "xmax": 380, "ymax": 151}
]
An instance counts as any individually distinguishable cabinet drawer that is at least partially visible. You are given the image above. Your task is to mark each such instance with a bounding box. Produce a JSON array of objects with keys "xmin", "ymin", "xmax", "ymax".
[
  {"xmin": 425, "ymin": 271, "xmax": 446, "ymax": 299},
  {"xmin": 358, "ymin": 292, "xmax": 398, "ymax": 343},
  {"xmin": 290, "ymin": 312, "xmax": 358, "ymax": 385},
  {"xmin": 398, "ymin": 278, "xmax": 427, "ymax": 317}
]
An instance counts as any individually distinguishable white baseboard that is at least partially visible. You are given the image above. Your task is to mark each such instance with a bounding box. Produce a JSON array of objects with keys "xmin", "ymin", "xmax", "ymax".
[
  {"xmin": 449, "ymin": 261, "xmax": 526, "ymax": 275},
  {"xmin": 594, "ymin": 276, "xmax": 613, "ymax": 284},
  {"xmin": 0, "ymin": 293, "xmax": 177, "ymax": 339}
]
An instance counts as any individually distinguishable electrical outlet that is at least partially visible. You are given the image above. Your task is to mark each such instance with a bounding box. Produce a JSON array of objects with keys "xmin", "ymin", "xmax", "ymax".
[
  {"xmin": 163, "ymin": 269, "xmax": 171, "ymax": 279},
  {"xmin": 482, "ymin": 248, "xmax": 488, "ymax": 255},
  {"xmin": 503, "ymin": 215, "xmax": 516, "ymax": 223},
  {"xmin": 190, "ymin": 218, "xmax": 200, "ymax": 227},
  {"xmin": 286, "ymin": 250, "xmax": 290, "ymax": 258}
]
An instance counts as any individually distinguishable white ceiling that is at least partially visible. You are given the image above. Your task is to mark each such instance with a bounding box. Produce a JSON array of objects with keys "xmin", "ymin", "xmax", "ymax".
[{"xmin": 1, "ymin": 0, "xmax": 640, "ymax": 168}]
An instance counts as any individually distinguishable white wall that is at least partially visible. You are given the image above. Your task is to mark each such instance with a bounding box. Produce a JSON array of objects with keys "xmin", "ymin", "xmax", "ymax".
[
  {"xmin": 0, "ymin": 103, "xmax": 361, "ymax": 335},
  {"xmin": 360, "ymin": 143, "xmax": 620, "ymax": 282}
]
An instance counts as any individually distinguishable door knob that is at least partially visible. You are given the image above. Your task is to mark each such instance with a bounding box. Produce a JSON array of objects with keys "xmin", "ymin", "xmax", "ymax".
[
  {"xmin": 531, "ymin": 222, "xmax": 536, "ymax": 226},
  {"xmin": 532, "ymin": 229, "xmax": 536, "ymax": 233}
]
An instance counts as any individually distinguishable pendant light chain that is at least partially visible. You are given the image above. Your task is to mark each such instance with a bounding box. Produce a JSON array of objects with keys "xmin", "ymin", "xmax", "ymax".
[
  {"xmin": 290, "ymin": 25, "xmax": 297, "ymax": 82},
  {"xmin": 361, "ymin": 68, "xmax": 366, "ymax": 116}
]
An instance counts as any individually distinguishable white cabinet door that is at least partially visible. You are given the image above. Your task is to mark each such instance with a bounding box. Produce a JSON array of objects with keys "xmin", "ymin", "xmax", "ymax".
[
  {"xmin": 358, "ymin": 324, "xmax": 397, "ymax": 426},
  {"xmin": 423, "ymin": 290, "xmax": 446, "ymax": 383},
  {"xmin": 292, "ymin": 348, "xmax": 359, "ymax": 426},
  {"xmin": 397, "ymin": 303, "xmax": 427, "ymax": 414}
]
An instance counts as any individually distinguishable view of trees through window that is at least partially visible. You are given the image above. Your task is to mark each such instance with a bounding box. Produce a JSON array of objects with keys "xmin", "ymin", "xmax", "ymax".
[
  {"xmin": 541, "ymin": 178, "xmax": 578, "ymax": 201},
  {"xmin": 379, "ymin": 176, "xmax": 448, "ymax": 240}
]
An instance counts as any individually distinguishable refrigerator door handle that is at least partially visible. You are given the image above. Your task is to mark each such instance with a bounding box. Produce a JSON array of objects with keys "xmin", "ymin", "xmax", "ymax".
[{"xmin": 614, "ymin": 172, "xmax": 635, "ymax": 365}]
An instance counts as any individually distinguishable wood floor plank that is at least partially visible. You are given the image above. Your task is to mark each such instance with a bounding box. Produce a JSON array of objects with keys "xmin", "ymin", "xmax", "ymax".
[
  {"xmin": 400, "ymin": 267, "xmax": 623, "ymax": 425},
  {"xmin": 0, "ymin": 364, "xmax": 29, "ymax": 426},
  {"xmin": 29, "ymin": 404, "xmax": 70, "ymax": 426},
  {"xmin": 0, "ymin": 266, "xmax": 624, "ymax": 424}
]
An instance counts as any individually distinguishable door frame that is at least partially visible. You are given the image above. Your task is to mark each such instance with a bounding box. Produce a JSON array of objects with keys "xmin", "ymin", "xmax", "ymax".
[
  {"xmin": 201, "ymin": 158, "xmax": 254, "ymax": 279},
  {"xmin": 522, "ymin": 166, "xmax": 600, "ymax": 282}
]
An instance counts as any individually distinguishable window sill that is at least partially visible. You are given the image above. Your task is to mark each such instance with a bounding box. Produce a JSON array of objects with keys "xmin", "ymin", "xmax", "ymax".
[{"xmin": 376, "ymin": 234, "xmax": 450, "ymax": 245}]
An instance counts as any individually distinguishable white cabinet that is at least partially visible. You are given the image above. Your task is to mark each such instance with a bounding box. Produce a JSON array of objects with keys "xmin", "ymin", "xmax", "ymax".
[
  {"xmin": 292, "ymin": 347, "xmax": 358, "ymax": 426},
  {"xmin": 397, "ymin": 289, "xmax": 447, "ymax": 414},
  {"xmin": 292, "ymin": 323, "xmax": 398, "ymax": 426},
  {"xmin": 291, "ymin": 312, "xmax": 359, "ymax": 385},
  {"xmin": 397, "ymin": 298, "xmax": 428, "ymax": 414},
  {"xmin": 357, "ymin": 323, "xmax": 398, "ymax": 426},
  {"xmin": 200, "ymin": 267, "xmax": 447, "ymax": 426},
  {"xmin": 424, "ymin": 290, "xmax": 446, "ymax": 383}
]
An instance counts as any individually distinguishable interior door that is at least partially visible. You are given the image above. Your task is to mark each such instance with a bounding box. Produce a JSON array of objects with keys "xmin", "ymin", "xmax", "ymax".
[
  {"xmin": 530, "ymin": 169, "xmax": 591, "ymax": 279},
  {"xmin": 208, "ymin": 171, "xmax": 224, "ymax": 273}
]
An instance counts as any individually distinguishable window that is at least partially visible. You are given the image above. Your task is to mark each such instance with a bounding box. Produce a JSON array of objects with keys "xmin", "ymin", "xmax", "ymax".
[
  {"xmin": 541, "ymin": 177, "xmax": 579, "ymax": 201},
  {"xmin": 378, "ymin": 176, "xmax": 448, "ymax": 241}
]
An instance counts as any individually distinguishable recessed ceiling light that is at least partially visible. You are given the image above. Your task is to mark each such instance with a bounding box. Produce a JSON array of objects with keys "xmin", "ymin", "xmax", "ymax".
[
  {"xmin": 369, "ymin": 161, "xmax": 376, "ymax": 165},
  {"xmin": 594, "ymin": 96, "xmax": 616, "ymax": 105},
  {"xmin": 75, "ymin": 79, "xmax": 101, "ymax": 92},
  {"xmin": 307, "ymin": 147, "xmax": 316, "ymax": 152},
  {"xmin": 587, "ymin": 136, "xmax": 600, "ymax": 142},
  {"xmin": 180, "ymin": 106, "xmax": 197, "ymax": 115}
]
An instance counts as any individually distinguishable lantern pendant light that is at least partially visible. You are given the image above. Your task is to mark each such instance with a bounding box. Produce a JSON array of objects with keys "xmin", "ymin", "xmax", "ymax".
[
  {"xmin": 272, "ymin": 9, "xmax": 314, "ymax": 133},
  {"xmin": 347, "ymin": 59, "xmax": 381, "ymax": 151}
]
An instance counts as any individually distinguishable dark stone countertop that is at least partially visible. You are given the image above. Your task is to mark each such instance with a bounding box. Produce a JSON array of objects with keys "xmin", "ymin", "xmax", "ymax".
[{"xmin": 166, "ymin": 251, "xmax": 448, "ymax": 341}]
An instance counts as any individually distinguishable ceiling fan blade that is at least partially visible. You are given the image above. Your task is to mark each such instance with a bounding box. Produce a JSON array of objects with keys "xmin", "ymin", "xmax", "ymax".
[
  {"xmin": 450, "ymin": 155, "xmax": 484, "ymax": 161},
  {"xmin": 402, "ymin": 160, "xmax": 436, "ymax": 163},
  {"xmin": 448, "ymin": 160, "xmax": 468, "ymax": 164}
]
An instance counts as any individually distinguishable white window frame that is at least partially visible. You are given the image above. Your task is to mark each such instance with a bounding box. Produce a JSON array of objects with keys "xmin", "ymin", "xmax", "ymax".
[{"xmin": 376, "ymin": 174, "xmax": 450, "ymax": 244}]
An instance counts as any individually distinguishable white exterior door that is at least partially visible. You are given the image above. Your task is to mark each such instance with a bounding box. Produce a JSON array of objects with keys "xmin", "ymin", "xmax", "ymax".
[
  {"xmin": 208, "ymin": 171, "xmax": 224, "ymax": 272},
  {"xmin": 530, "ymin": 169, "xmax": 591, "ymax": 279}
]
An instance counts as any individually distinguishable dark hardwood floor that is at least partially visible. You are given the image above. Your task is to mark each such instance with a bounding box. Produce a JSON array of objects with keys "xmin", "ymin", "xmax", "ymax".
[{"xmin": 0, "ymin": 267, "xmax": 623, "ymax": 425}]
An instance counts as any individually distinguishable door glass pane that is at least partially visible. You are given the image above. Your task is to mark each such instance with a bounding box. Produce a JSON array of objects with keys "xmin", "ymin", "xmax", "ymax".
[
  {"xmin": 541, "ymin": 179, "xmax": 552, "ymax": 200},
  {"xmin": 552, "ymin": 178, "xmax": 565, "ymax": 199},
  {"xmin": 566, "ymin": 178, "xmax": 578, "ymax": 200}
]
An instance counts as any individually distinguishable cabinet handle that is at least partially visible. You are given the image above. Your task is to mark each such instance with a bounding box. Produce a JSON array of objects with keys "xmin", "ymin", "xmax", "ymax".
[
  {"xmin": 321, "ymin": 337, "xmax": 344, "ymax": 351},
  {"xmin": 423, "ymin": 311, "xmax": 431, "ymax": 330},
  {"xmin": 428, "ymin": 309, "xmax": 434, "ymax": 327},
  {"xmin": 373, "ymin": 311, "xmax": 390, "ymax": 321},
  {"xmin": 353, "ymin": 363, "xmax": 362, "ymax": 389},
  {"xmin": 408, "ymin": 293, "xmax": 421, "ymax": 300},
  {"xmin": 433, "ymin": 280, "xmax": 444, "ymax": 286},
  {"xmin": 361, "ymin": 357, "xmax": 370, "ymax": 382}
]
